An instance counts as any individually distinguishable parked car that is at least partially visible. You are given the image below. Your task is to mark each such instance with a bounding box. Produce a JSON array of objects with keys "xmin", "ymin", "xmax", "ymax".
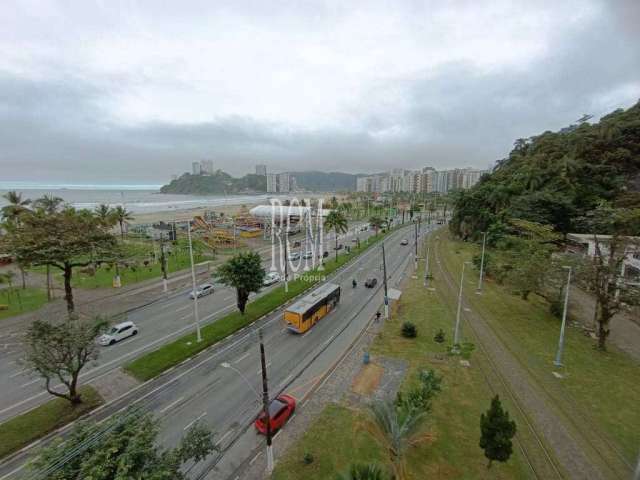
[
  {"xmin": 288, "ymin": 252, "xmax": 301, "ymax": 261},
  {"xmin": 293, "ymin": 240, "xmax": 301, "ymax": 247},
  {"xmin": 351, "ymin": 238, "xmax": 358, "ymax": 243},
  {"xmin": 400, "ymin": 238, "xmax": 409, "ymax": 245},
  {"xmin": 303, "ymin": 250, "xmax": 313, "ymax": 259},
  {"xmin": 255, "ymin": 394, "xmax": 296, "ymax": 435},
  {"xmin": 99, "ymin": 321, "xmax": 138, "ymax": 346},
  {"xmin": 334, "ymin": 244, "xmax": 344, "ymax": 250},
  {"xmin": 364, "ymin": 278, "xmax": 378, "ymax": 288},
  {"xmin": 190, "ymin": 283, "xmax": 214, "ymax": 299},
  {"xmin": 323, "ymin": 251, "xmax": 329, "ymax": 258},
  {"xmin": 263, "ymin": 272, "xmax": 280, "ymax": 286}
]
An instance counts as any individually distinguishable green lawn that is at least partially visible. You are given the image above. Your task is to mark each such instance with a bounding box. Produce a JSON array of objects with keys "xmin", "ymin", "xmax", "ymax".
[
  {"xmin": 0, "ymin": 386, "xmax": 103, "ymax": 460},
  {"xmin": 273, "ymin": 233, "xmax": 533, "ymax": 480},
  {"xmin": 272, "ymin": 404, "xmax": 385, "ymax": 480},
  {"xmin": 124, "ymin": 230, "xmax": 392, "ymax": 381},
  {"xmin": 0, "ymin": 287, "xmax": 48, "ymax": 321},
  {"xmin": 438, "ymin": 231, "xmax": 640, "ymax": 466}
]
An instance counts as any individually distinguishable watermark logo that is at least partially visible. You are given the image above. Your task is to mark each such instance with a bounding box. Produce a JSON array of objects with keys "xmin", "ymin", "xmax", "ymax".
[{"xmin": 269, "ymin": 197, "xmax": 325, "ymax": 277}]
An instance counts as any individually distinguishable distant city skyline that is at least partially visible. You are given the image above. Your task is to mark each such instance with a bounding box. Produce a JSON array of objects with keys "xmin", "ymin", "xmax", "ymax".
[{"xmin": 1, "ymin": 1, "xmax": 639, "ymax": 184}]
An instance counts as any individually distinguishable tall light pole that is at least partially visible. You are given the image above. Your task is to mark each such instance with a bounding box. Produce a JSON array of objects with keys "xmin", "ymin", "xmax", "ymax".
[
  {"xmin": 414, "ymin": 221, "xmax": 418, "ymax": 271},
  {"xmin": 187, "ymin": 221, "xmax": 202, "ymax": 343},
  {"xmin": 259, "ymin": 329, "xmax": 274, "ymax": 473},
  {"xmin": 453, "ymin": 261, "xmax": 470, "ymax": 348},
  {"xmin": 382, "ymin": 242, "xmax": 389, "ymax": 319},
  {"xmin": 424, "ymin": 239, "xmax": 431, "ymax": 287},
  {"xmin": 159, "ymin": 232, "xmax": 168, "ymax": 293},
  {"xmin": 476, "ymin": 231, "xmax": 487, "ymax": 294},
  {"xmin": 554, "ymin": 266, "xmax": 572, "ymax": 367}
]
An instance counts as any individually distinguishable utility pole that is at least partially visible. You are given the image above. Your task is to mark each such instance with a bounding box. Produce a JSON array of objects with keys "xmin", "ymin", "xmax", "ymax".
[
  {"xmin": 424, "ymin": 239, "xmax": 431, "ymax": 287},
  {"xmin": 382, "ymin": 243, "xmax": 389, "ymax": 319},
  {"xmin": 554, "ymin": 266, "xmax": 572, "ymax": 367},
  {"xmin": 187, "ymin": 221, "xmax": 202, "ymax": 342},
  {"xmin": 453, "ymin": 261, "xmax": 470, "ymax": 349},
  {"xmin": 414, "ymin": 221, "xmax": 418, "ymax": 271},
  {"xmin": 283, "ymin": 229, "xmax": 289, "ymax": 293},
  {"xmin": 160, "ymin": 232, "xmax": 168, "ymax": 292},
  {"xmin": 476, "ymin": 231, "xmax": 487, "ymax": 294},
  {"xmin": 259, "ymin": 329, "xmax": 274, "ymax": 473}
]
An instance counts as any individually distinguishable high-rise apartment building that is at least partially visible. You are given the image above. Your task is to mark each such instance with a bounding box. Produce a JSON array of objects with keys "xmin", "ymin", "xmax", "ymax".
[
  {"xmin": 255, "ymin": 165, "xmax": 267, "ymax": 176},
  {"xmin": 192, "ymin": 161, "xmax": 201, "ymax": 175},
  {"xmin": 266, "ymin": 173, "xmax": 278, "ymax": 193}
]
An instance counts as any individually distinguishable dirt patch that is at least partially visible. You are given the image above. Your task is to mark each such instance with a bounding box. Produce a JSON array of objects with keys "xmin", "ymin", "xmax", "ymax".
[
  {"xmin": 90, "ymin": 368, "xmax": 140, "ymax": 403},
  {"xmin": 351, "ymin": 363, "xmax": 384, "ymax": 396}
]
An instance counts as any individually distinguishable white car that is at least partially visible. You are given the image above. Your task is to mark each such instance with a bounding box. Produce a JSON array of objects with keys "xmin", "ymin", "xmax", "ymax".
[
  {"xmin": 288, "ymin": 252, "xmax": 301, "ymax": 261},
  {"xmin": 99, "ymin": 321, "xmax": 138, "ymax": 346},
  {"xmin": 302, "ymin": 251, "xmax": 314, "ymax": 259},
  {"xmin": 190, "ymin": 283, "xmax": 214, "ymax": 299},
  {"xmin": 263, "ymin": 271, "xmax": 281, "ymax": 286}
]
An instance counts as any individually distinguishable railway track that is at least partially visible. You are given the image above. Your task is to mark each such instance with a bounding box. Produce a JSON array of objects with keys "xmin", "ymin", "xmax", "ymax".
[{"xmin": 431, "ymin": 232, "xmax": 632, "ymax": 480}]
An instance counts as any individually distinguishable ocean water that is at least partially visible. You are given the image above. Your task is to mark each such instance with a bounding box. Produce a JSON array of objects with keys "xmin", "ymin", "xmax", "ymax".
[{"xmin": 0, "ymin": 182, "xmax": 273, "ymax": 215}]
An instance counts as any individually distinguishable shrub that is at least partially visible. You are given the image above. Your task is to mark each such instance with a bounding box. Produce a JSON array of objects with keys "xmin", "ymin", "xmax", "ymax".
[
  {"xmin": 396, "ymin": 369, "xmax": 443, "ymax": 412},
  {"xmin": 401, "ymin": 322, "xmax": 417, "ymax": 338},
  {"xmin": 303, "ymin": 451, "xmax": 314, "ymax": 465},
  {"xmin": 434, "ymin": 329, "xmax": 445, "ymax": 343}
]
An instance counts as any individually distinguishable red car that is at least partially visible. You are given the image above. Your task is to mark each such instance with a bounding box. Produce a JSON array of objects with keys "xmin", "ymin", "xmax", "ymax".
[{"xmin": 255, "ymin": 394, "xmax": 296, "ymax": 435}]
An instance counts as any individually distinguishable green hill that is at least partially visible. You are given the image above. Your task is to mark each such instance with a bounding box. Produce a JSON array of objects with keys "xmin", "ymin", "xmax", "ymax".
[
  {"xmin": 160, "ymin": 171, "xmax": 266, "ymax": 195},
  {"xmin": 451, "ymin": 101, "xmax": 640, "ymax": 239}
]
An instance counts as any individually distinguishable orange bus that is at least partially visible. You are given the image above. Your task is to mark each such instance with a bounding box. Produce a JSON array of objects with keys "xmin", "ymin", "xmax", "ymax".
[{"xmin": 284, "ymin": 283, "xmax": 341, "ymax": 333}]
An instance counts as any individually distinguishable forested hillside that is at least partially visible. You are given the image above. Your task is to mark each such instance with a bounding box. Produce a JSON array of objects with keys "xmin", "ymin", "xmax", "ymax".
[
  {"xmin": 160, "ymin": 171, "xmax": 266, "ymax": 194},
  {"xmin": 451, "ymin": 101, "xmax": 640, "ymax": 239}
]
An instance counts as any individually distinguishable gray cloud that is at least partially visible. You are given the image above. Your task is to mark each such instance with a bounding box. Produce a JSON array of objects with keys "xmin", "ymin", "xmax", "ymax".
[{"xmin": 0, "ymin": 0, "xmax": 639, "ymax": 184}]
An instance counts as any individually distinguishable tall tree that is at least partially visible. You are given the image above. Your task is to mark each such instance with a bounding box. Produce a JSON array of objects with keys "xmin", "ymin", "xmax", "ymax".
[
  {"xmin": 23, "ymin": 317, "xmax": 107, "ymax": 404},
  {"xmin": 325, "ymin": 210, "xmax": 348, "ymax": 262},
  {"xmin": 2, "ymin": 208, "xmax": 119, "ymax": 314},
  {"xmin": 29, "ymin": 409, "xmax": 217, "ymax": 479},
  {"xmin": 479, "ymin": 395, "xmax": 517, "ymax": 468},
  {"xmin": 216, "ymin": 252, "xmax": 265, "ymax": 314},
  {"xmin": 1, "ymin": 191, "xmax": 31, "ymax": 224},
  {"xmin": 578, "ymin": 206, "xmax": 640, "ymax": 350},
  {"xmin": 33, "ymin": 194, "xmax": 65, "ymax": 299},
  {"xmin": 94, "ymin": 203, "xmax": 116, "ymax": 227},
  {"xmin": 112, "ymin": 205, "xmax": 134, "ymax": 239},
  {"xmin": 33, "ymin": 194, "xmax": 65, "ymax": 215},
  {"xmin": 368, "ymin": 216, "xmax": 384, "ymax": 236},
  {"xmin": 364, "ymin": 400, "xmax": 425, "ymax": 480}
]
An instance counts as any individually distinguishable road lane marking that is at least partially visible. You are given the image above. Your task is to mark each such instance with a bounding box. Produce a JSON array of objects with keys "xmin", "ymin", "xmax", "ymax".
[
  {"xmin": 278, "ymin": 374, "xmax": 293, "ymax": 389},
  {"xmin": 9, "ymin": 368, "xmax": 34, "ymax": 379},
  {"xmin": 249, "ymin": 451, "xmax": 262, "ymax": 465},
  {"xmin": 183, "ymin": 411, "xmax": 207, "ymax": 430},
  {"xmin": 159, "ymin": 396, "xmax": 184, "ymax": 414},
  {"xmin": 234, "ymin": 351, "xmax": 251, "ymax": 364},
  {"xmin": 256, "ymin": 362, "xmax": 271, "ymax": 375},
  {"xmin": 176, "ymin": 304, "xmax": 191, "ymax": 313},
  {"xmin": 215, "ymin": 428, "xmax": 234, "ymax": 446}
]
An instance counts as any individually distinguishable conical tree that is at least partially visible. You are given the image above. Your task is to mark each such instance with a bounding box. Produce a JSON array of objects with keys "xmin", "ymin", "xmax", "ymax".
[{"xmin": 479, "ymin": 395, "xmax": 517, "ymax": 468}]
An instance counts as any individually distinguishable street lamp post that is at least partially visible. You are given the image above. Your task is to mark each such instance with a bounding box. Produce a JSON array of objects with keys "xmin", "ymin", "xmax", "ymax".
[
  {"xmin": 554, "ymin": 266, "xmax": 572, "ymax": 367},
  {"xmin": 424, "ymin": 240, "xmax": 431, "ymax": 287},
  {"xmin": 382, "ymin": 242, "xmax": 389, "ymax": 319},
  {"xmin": 187, "ymin": 221, "xmax": 202, "ymax": 343},
  {"xmin": 476, "ymin": 231, "xmax": 487, "ymax": 294},
  {"xmin": 453, "ymin": 261, "xmax": 470, "ymax": 349}
]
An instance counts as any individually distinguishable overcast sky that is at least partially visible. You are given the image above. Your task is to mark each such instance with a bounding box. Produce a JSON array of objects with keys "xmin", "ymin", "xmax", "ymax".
[{"xmin": 1, "ymin": 0, "xmax": 639, "ymax": 184}]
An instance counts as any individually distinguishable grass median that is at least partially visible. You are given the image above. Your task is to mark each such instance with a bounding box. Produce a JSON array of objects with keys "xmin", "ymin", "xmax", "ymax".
[
  {"xmin": 438, "ymin": 230, "xmax": 640, "ymax": 467},
  {"xmin": 124, "ymin": 229, "xmax": 396, "ymax": 382},
  {"xmin": 0, "ymin": 287, "xmax": 49, "ymax": 321},
  {"xmin": 0, "ymin": 386, "xmax": 102, "ymax": 460}
]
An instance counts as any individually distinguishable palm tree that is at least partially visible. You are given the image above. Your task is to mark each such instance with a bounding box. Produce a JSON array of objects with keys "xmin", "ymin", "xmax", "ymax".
[
  {"xmin": 368, "ymin": 216, "xmax": 384, "ymax": 236},
  {"xmin": 324, "ymin": 210, "xmax": 348, "ymax": 262},
  {"xmin": 33, "ymin": 194, "xmax": 64, "ymax": 215},
  {"xmin": 94, "ymin": 204, "xmax": 116, "ymax": 226},
  {"xmin": 112, "ymin": 205, "xmax": 134, "ymax": 239},
  {"xmin": 1, "ymin": 191, "xmax": 31, "ymax": 224},
  {"xmin": 336, "ymin": 463, "xmax": 388, "ymax": 480},
  {"xmin": 364, "ymin": 400, "xmax": 426, "ymax": 480}
]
